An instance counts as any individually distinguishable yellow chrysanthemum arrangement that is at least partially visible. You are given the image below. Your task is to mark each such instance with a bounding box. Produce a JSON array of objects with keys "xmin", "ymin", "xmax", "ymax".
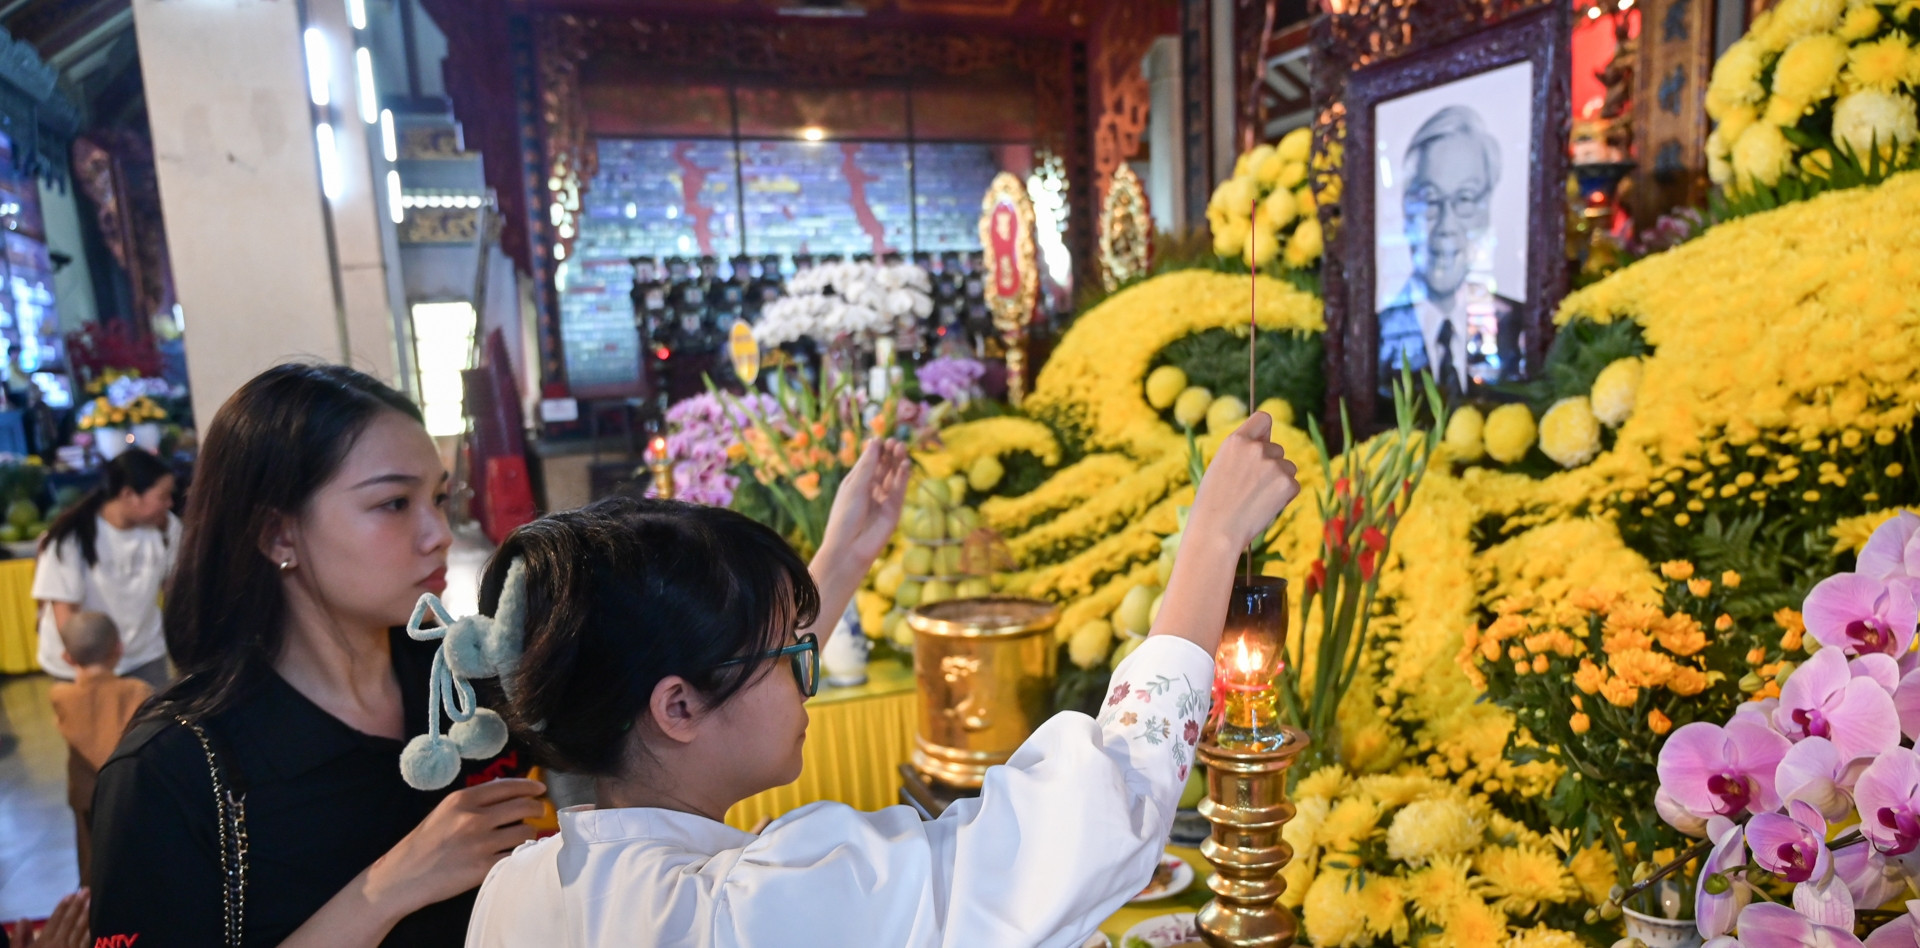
[
  {"xmin": 1288, "ymin": 766, "xmax": 1592, "ymax": 946},
  {"xmin": 1705, "ymin": 0, "xmax": 1920, "ymax": 193},
  {"xmin": 1206, "ymin": 129, "xmax": 1329, "ymax": 271}
]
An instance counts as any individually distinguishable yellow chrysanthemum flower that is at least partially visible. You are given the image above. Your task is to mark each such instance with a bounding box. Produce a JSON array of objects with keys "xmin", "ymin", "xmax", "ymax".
[
  {"xmin": 1591, "ymin": 357, "xmax": 1643, "ymax": 427},
  {"xmin": 1483, "ymin": 404, "xmax": 1537, "ymax": 464},
  {"xmin": 1567, "ymin": 845, "xmax": 1616, "ymax": 905},
  {"xmin": 1838, "ymin": 3, "xmax": 1883, "ymax": 40},
  {"xmin": 1296, "ymin": 764, "xmax": 1349, "ymax": 803},
  {"xmin": 1706, "ymin": 39, "xmax": 1768, "ymax": 118},
  {"xmin": 1251, "ymin": 145, "xmax": 1284, "ymax": 185},
  {"xmin": 1505, "ymin": 925, "xmax": 1588, "ymax": 948},
  {"xmin": 1213, "ymin": 215, "xmax": 1249, "ymax": 256},
  {"xmin": 1386, "ymin": 796, "xmax": 1484, "ymax": 866},
  {"xmin": 1319, "ymin": 796, "xmax": 1384, "ymax": 853},
  {"xmin": 1406, "ymin": 856, "xmax": 1477, "ymax": 924},
  {"xmin": 1833, "ymin": 89, "xmax": 1920, "ymax": 159},
  {"xmin": 1359, "ymin": 875, "xmax": 1410, "ymax": 941},
  {"xmin": 1845, "ymin": 35, "xmax": 1915, "ymax": 92},
  {"xmin": 1476, "ymin": 845, "xmax": 1577, "ymax": 916},
  {"xmin": 1772, "ymin": 33, "xmax": 1849, "ymax": 103},
  {"xmin": 1758, "ymin": 0, "xmax": 1845, "ymax": 48},
  {"xmin": 1444, "ymin": 405, "xmax": 1487, "ymax": 461},
  {"xmin": 1732, "ymin": 121, "xmax": 1794, "ymax": 187},
  {"xmin": 1303, "ymin": 871, "xmax": 1370, "ymax": 947},
  {"xmin": 1539, "ymin": 397, "xmax": 1603, "ymax": 468}
]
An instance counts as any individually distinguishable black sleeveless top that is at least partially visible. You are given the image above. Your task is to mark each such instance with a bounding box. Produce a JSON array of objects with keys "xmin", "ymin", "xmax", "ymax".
[{"xmin": 88, "ymin": 629, "xmax": 532, "ymax": 947}]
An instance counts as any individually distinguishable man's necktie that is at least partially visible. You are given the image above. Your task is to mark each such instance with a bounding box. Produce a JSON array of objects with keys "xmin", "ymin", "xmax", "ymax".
[{"xmin": 1435, "ymin": 319, "xmax": 1461, "ymax": 399}]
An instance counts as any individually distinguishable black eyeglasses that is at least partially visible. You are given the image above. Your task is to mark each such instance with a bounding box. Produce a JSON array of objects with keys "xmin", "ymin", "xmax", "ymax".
[{"xmin": 714, "ymin": 632, "xmax": 820, "ymax": 697}]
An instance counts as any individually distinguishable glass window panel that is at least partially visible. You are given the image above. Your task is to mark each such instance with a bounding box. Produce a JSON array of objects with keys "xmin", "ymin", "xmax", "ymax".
[
  {"xmin": 741, "ymin": 141, "xmax": 910, "ymax": 257},
  {"xmin": 910, "ymin": 143, "xmax": 1000, "ymax": 251},
  {"xmin": 564, "ymin": 140, "xmax": 741, "ymax": 394}
]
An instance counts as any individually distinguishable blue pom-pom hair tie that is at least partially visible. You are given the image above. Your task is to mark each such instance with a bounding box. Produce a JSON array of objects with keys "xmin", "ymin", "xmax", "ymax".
[{"xmin": 399, "ymin": 559, "xmax": 530, "ymax": 790}]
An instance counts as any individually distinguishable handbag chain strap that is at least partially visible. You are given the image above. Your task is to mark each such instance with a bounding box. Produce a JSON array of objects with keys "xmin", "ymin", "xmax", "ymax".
[{"xmin": 179, "ymin": 715, "xmax": 248, "ymax": 947}]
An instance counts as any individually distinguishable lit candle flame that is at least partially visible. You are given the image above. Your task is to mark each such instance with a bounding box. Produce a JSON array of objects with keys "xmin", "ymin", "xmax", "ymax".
[
  {"xmin": 649, "ymin": 436, "xmax": 667, "ymax": 461},
  {"xmin": 1233, "ymin": 636, "xmax": 1262, "ymax": 677}
]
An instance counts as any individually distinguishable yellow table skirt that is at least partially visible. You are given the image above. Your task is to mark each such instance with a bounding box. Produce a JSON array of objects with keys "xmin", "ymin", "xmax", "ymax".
[
  {"xmin": 0, "ymin": 558, "xmax": 38, "ymax": 675},
  {"xmin": 723, "ymin": 656, "xmax": 916, "ymax": 831}
]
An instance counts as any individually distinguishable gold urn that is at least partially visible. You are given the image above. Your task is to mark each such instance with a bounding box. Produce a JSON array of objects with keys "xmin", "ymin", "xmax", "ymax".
[{"xmin": 905, "ymin": 597, "xmax": 1059, "ymax": 789}]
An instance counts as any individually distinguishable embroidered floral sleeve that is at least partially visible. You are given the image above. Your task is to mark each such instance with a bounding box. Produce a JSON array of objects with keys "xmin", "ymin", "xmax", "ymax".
[{"xmin": 1097, "ymin": 640, "xmax": 1213, "ymax": 787}]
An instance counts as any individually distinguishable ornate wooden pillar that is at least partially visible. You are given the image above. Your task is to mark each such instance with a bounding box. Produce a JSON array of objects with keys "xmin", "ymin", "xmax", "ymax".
[
  {"xmin": 1630, "ymin": 0, "xmax": 1716, "ymax": 224},
  {"xmin": 1179, "ymin": 0, "xmax": 1216, "ymax": 230}
]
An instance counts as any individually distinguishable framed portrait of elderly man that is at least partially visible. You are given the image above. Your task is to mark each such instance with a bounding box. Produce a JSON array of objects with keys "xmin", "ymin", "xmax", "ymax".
[{"xmin": 1337, "ymin": 3, "xmax": 1570, "ymax": 417}]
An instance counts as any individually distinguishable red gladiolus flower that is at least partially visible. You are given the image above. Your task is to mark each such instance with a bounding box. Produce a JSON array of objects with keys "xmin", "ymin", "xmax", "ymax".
[
  {"xmin": 1307, "ymin": 559, "xmax": 1327, "ymax": 595},
  {"xmin": 1334, "ymin": 477, "xmax": 1352, "ymax": 497},
  {"xmin": 1359, "ymin": 550, "xmax": 1379, "ymax": 582},
  {"xmin": 1326, "ymin": 515, "xmax": 1349, "ymax": 550},
  {"xmin": 1362, "ymin": 526, "xmax": 1388, "ymax": 553}
]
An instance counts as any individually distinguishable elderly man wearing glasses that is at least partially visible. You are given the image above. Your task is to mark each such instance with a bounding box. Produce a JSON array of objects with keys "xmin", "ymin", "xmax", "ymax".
[{"xmin": 1377, "ymin": 105, "xmax": 1524, "ymax": 400}]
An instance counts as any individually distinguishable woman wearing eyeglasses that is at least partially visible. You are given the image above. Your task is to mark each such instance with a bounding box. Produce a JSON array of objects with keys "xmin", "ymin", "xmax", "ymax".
[{"xmin": 463, "ymin": 416, "xmax": 1301, "ymax": 948}]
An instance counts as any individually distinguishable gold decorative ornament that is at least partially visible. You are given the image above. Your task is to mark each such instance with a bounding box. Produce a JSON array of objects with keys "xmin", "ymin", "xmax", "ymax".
[
  {"xmin": 1099, "ymin": 163, "xmax": 1154, "ymax": 292},
  {"xmin": 728, "ymin": 320, "xmax": 761, "ymax": 386},
  {"xmin": 646, "ymin": 436, "xmax": 675, "ymax": 501},
  {"xmin": 905, "ymin": 596, "xmax": 1058, "ymax": 789},
  {"xmin": 978, "ymin": 172, "xmax": 1039, "ymax": 407},
  {"xmin": 1196, "ymin": 725, "xmax": 1308, "ymax": 948}
]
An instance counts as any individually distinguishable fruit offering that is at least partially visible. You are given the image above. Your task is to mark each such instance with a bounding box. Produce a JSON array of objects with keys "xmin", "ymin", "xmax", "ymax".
[{"xmin": 878, "ymin": 474, "xmax": 1003, "ymax": 650}]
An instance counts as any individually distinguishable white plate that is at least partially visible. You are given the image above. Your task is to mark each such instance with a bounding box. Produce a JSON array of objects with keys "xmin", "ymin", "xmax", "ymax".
[
  {"xmin": 1082, "ymin": 934, "xmax": 1113, "ymax": 948},
  {"xmin": 1128, "ymin": 853, "xmax": 1195, "ymax": 904},
  {"xmin": 1119, "ymin": 913, "xmax": 1200, "ymax": 948}
]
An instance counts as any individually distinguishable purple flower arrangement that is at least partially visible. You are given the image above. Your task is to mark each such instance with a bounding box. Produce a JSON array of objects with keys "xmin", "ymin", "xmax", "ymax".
[
  {"xmin": 1654, "ymin": 512, "xmax": 1920, "ymax": 946},
  {"xmin": 915, "ymin": 357, "xmax": 986, "ymax": 405}
]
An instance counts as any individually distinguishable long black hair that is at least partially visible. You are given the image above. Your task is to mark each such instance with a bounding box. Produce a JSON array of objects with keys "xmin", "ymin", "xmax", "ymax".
[
  {"xmin": 39, "ymin": 448, "xmax": 173, "ymax": 566},
  {"xmin": 479, "ymin": 496, "xmax": 820, "ymax": 777},
  {"xmin": 151, "ymin": 363, "xmax": 422, "ymax": 722}
]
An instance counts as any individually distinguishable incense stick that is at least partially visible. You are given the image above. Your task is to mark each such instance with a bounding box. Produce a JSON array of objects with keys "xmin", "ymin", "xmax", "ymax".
[{"xmin": 1248, "ymin": 194, "xmax": 1258, "ymax": 584}]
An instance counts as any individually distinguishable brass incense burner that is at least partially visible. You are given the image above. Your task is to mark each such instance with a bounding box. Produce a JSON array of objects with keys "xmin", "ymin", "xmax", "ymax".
[
  {"xmin": 905, "ymin": 597, "xmax": 1058, "ymax": 789},
  {"xmin": 1196, "ymin": 725, "xmax": 1309, "ymax": 948}
]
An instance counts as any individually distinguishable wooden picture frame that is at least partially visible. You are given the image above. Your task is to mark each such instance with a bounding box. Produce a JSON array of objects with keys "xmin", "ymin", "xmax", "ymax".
[{"xmin": 1329, "ymin": 2, "xmax": 1570, "ymax": 423}]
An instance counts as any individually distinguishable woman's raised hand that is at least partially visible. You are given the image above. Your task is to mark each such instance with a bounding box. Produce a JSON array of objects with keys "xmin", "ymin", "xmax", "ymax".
[
  {"xmin": 1189, "ymin": 412, "xmax": 1301, "ymax": 551},
  {"xmin": 818, "ymin": 438, "xmax": 912, "ymax": 566}
]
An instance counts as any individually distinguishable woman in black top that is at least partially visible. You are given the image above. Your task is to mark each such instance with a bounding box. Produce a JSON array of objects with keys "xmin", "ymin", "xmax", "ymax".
[{"xmin": 89, "ymin": 364, "xmax": 545, "ymax": 947}]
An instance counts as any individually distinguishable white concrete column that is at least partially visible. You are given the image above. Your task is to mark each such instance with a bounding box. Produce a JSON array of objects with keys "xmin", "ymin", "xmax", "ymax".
[{"xmin": 133, "ymin": 0, "xmax": 400, "ymax": 424}]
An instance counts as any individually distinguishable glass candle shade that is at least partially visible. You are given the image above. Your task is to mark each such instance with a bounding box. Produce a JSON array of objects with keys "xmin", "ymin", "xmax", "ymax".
[{"xmin": 1215, "ymin": 576, "xmax": 1288, "ymax": 751}]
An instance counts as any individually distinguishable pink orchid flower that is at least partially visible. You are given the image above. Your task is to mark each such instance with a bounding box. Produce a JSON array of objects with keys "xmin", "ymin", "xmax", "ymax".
[
  {"xmin": 1778, "ymin": 737, "xmax": 1873, "ymax": 822},
  {"xmin": 1736, "ymin": 903, "xmax": 1865, "ymax": 948},
  {"xmin": 1661, "ymin": 720, "xmax": 1792, "ymax": 823},
  {"xmin": 1858, "ymin": 746, "xmax": 1920, "ymax": 856},
  {"xmin": 1803, "ymin": 572, "xmax": 1919, "ymax": 659},
  {"xmin": 1864, "ymin": 900, "xmax": 1920, "ymax": 948},
  {"xmin": 1658, "ymin": 786, "xmax": 1711, "ymax": 838},
  {"xmin": 1774, "ymin": 647, "xmax": 1902, "ymax": 760},
  {"xmin": 1699, "ymin": 817, "xmax": 1752, "ymax": 939},
  {"xmin": 1837, "ymin": 844, "xmax": 1910, "ymax": 911},
  {"xmin": 1750, "ymin": 800, "xmax": 1833, "ymax": 883},
  {"xmin": 1895, "ymin": 668, "xmax": 1920, "ymax": 742},
  {"xmin": 1860, "ymin": 512, "xmax": 1920, "ymax": 583},
  {"xmin": 1792, "ymin": 863, "xmax": 1856, "ymax": 930}
]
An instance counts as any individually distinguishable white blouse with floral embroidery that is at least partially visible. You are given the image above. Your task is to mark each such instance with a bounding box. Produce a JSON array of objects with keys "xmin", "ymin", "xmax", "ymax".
[{"xmin": 466, "ymin": 635, "xmax": 1215, "ymax": 948}]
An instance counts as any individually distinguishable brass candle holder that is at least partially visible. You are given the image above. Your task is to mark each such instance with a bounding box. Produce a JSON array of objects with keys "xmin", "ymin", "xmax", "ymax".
[
  {"xmin": 646, "ymin": 436, "xmax": 675, "ymax": 501},
  {"xmin": 1196, "ymin": 724, "xmax": 1308, "ymax": 948}
]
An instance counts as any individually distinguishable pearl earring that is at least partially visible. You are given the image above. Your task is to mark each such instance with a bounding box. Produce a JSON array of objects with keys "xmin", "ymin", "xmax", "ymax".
[{"xmin": 280, "ymin": 559, "xmax": 294, "ymax": 571}]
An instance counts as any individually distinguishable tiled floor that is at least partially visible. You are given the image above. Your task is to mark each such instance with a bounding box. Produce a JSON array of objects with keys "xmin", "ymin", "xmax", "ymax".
[
  {"xmin": 0, "ymin": 526, "xmax": 496, "ymax": 921},
  {"xmin": 0, "ymin": 673, "xmax": 78, "ymax": 921}
]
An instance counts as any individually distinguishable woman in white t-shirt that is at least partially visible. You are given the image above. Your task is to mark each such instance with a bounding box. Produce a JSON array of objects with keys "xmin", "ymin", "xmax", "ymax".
[{"xmin": 32, "ymin": 448, "xmax": 180, "ymax": 688}]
